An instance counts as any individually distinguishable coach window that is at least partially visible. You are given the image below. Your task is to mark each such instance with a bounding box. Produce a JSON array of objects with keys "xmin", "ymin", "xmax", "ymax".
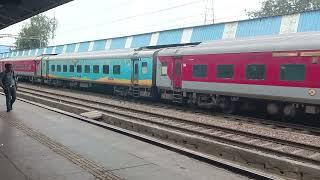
[
  {"xmin": 77, "ymin": 65, "xmax": 82, "ymax": 73},
  {"xmin": 85, "ymin": 65, "xmax": 90, "ymax": 73},
  {"xmin": 161, "ymin": 62, "xmax": 167, "ymax": 76},
  {"xmin": 69, "ymin": 65, "xmax": 74, "ymax": 72},
  {"xmin": 113, "ymin": 65, "xmax": 120, "ymax": 75},
  {"xmin": 217, "ymin": 65, "xmax": 234, "ymax": 79},
  {"xmin": 193, "ymin": 64, "xmax": 207, "ymax": 78},
  {"xmin": 103, "ymin": 65, "xmax": 109, "ymax": 74},
  {"xmin": 63, "ymin": 65, "xmax": 67, "ymax": 72},
  {"xmin": 142, "ymin": 62, "xmax": 148, "ymax": 74},
  {"xmin": 57, "ymin": 65, "xmax": 61, "ymax": 72},
  {"xmin": 246, "ymin": 65, "xmax": 265, "ymax": 80},
  {"xmin": 280, "ymin": 64, "xmax": 305, "ymax": 81},
  {"xmin": 93, "ymin": 65, "xmax": 99, "ymax": 74},
  {"xmin": 51, "ymin": 65, "xmax": 55, "ymax": 72}
]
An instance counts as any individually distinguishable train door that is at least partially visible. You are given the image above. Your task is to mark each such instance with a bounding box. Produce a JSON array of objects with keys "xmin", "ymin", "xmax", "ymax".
[
  {"xmin": 75, "ymin": 60, "xmax": 82, "ymax": 79},
  {"xmin": 40, "ymin": 60, "xmax": 44, "ymax": 77},
  {"xmin": 172, "ymin": 57, "xmax": 182, "ymax": 89},
  {"xmin": 44, "ymin": 60, "xmax": 49, "ymax": 78},
  {"xmin": 132, "ymin": 59, "xmax": 139, "ymax": 85},
  {"xmin": 34, "ymin": 60, "xmax": 39, "ymax": 77}
]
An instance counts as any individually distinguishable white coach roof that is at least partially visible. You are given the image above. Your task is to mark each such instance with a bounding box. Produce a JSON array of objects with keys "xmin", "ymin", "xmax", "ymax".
[{"xmin": 159, "ymin": 32, "xmax": 320, "ymax": 56}]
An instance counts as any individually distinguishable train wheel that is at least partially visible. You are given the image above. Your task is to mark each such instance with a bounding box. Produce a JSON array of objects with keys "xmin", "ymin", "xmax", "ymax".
[
  {"xmin": 187, "ymin": 99, "xmax": 197, "ymax": 109},
  {"xmin": 224, "ymin": 101, "xmax": 236, "ymax": 114},
  {"xmin": 267, "ymin": 103, "xmax": 281, "ymax": 116},
  {"xmin": 283, "ymin": 104, "xmax": 296, "ymax": 118},
  {"xmin": 220, "ymin": 98, "xmax": 236, "ymax": 114}
]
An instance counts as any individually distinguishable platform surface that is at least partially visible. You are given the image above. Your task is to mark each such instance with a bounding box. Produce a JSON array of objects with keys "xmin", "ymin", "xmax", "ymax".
[{"xmin": 0, "ymin": 96, "xmax": 249, "ymax": 180}]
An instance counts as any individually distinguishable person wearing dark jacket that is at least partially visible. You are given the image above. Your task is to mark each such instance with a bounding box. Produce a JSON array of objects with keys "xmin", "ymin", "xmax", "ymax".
[{"xmin": 0, "ymin": 64, "xmax": 17, "ymax": 112}]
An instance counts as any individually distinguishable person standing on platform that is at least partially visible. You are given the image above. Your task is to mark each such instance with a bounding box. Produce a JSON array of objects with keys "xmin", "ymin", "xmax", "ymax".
[{"xmin": 0, "ymin": 64, "xmax": 17, "ymax": 112}]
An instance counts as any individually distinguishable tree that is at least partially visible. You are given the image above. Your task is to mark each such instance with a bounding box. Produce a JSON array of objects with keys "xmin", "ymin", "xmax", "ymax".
[
  {"xmin": 15, "ymin": 14, "xmax": 57, "ymax": 50},
  {"xmin": 246, "ymin": 0, "xmax": 320, "ymax": 18}
]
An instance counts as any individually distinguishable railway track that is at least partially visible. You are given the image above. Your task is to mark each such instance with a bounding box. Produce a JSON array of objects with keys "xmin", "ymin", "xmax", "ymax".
[
  {"xmin": 13, "ymin": 84, "xmax": 320, "ymax": 179},
  {"xmin": 19, "ymin": 83, "xmax": 320, "ymax": 137},
  {"xmin": 18, "ymin": 83, "xmax": 320, "ymax": 139}
]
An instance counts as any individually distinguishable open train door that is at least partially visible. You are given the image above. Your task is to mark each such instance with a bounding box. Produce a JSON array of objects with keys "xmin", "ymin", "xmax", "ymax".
[
  {"xmin": 172, "ymin": 56, "xmax": 182, "ymax": 89},
  {"xmin": 39, "ymin": 57, "xmax": 48, "ymax": 84},
  {"xmin": 32, "ymin": 60, "xmax": 38, "ymax": 83},
  {"xmin": 132, "ymin": 58, "xmax": 139, "ymax": 85},
  {"xmin": 131, "ymin": 58, "xmax": 140, "ymax": 97},
  {"xmin": 172, "ymin": 56, "xmax": 183, "ymax": 103},
  {"xmin": 42, "ymin": 59, "xmax": 49, "ymax": 80}
]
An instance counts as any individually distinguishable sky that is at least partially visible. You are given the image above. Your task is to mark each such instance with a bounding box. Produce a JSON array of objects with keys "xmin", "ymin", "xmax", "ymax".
[{"xmin": 0, "ymin": 0, "xmax": 262, "ymax": 46}]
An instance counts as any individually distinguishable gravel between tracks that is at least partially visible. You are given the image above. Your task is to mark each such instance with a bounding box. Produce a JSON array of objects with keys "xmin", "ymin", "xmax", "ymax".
[{"xmin": 20, "ymin": 84, "xmax": 320, "ymax": 148}]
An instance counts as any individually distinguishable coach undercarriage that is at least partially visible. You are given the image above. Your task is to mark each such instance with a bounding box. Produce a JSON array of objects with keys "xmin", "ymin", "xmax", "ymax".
[
  {"xmin": 25, "ymin": 76, "xmax": 156, "ymax": 99},
  {"xmin": 180, "ymin": 91, "xmax": 320, "ymax": 118}
]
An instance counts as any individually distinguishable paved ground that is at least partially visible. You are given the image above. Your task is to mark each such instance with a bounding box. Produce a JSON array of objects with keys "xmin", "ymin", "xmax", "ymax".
[{"xmin": 0, "ymin": 96, "xmax": 249, "ymax": 180}]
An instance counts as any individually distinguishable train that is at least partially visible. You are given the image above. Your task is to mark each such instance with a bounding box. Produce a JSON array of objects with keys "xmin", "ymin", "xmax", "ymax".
[{"xmin": 2, "ymin": 32, "xmax": 320, "ymax": 118}]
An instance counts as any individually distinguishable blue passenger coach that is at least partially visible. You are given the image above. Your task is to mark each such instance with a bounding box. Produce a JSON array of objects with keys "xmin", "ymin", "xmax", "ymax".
[{"xmin": 44, "ymin": 49, "xmax": 159, "ymax": 97}]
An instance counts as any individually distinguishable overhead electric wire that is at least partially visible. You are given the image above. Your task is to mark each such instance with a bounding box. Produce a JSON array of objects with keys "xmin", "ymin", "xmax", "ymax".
[
  {"xmin": 56, "ymin": 13, "xmax": 204, "ymax": 38},
  {"xmin": 3, "ymin": 0, "xmax": 250, "ymax": 46},
  {"xmin": 54, "ymin": 14, "xmax": 246, "ymax": 45},
  {"xmin": 59, "ymin": 0, "xmax": 203, "ymax": 32},
  {"xmin": 127, "ymin": 14, "xmax": 204, "ymax": 35}
]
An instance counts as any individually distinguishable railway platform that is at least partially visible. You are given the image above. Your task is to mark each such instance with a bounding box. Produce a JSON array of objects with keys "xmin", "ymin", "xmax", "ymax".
[{"xmin": 0, "ymin": 96, "xmax": 248, "ymax": 180}]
